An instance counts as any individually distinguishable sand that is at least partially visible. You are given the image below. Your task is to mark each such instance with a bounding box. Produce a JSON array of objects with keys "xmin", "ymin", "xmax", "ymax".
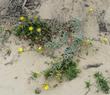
[{"xmin": 0, "ymin": 0, "xmax": 110, "ymax": 95}]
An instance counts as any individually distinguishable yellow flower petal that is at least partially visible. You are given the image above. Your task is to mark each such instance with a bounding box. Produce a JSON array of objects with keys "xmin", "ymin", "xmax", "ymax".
[
  {"xmin": 43, "ymin": 84, "xmax": 49, "ymax": 90},
  {"xmin": 36, "ymin": 46, "xmax": 43, "ymax": 53},
  {"xmin": 100, "ymin": 37, "xmax": 109, "ymax": 44},
  {"xmin": 38, "ymin": 47, "xmax": 42, "ymax": 50},
  {"xmin": 88, "ymin": 7, "xmax": 94, "ymax": 13},
  {"xmin": 37, "ymin": 28, "xmax": 42, "ymax": 32},
  {"xmin": 18, "ymin": 48, "xmax": 24, "ymax": 54},
  {"xmin": 29, "ymin": 26, "xmax": 34, "ymax": 31},
  {"xmin": 20, "ymin": 16, "xmax": 25, "ymax": 21}
]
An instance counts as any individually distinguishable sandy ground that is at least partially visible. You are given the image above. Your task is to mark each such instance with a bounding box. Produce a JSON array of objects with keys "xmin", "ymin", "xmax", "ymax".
[
  {"xmin": 0, "ymin": 36, "xmax": 110, "ymax": 95},
  {"xmin": 0, "ymin": 0, "xmax": 110, "ymax": 95}
]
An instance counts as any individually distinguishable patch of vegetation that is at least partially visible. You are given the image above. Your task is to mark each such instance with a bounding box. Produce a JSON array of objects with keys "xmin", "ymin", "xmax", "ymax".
[
  {"xmin": 45, "ymin": 18, "xmax": 83, "ymax": 50},
  {"xmin": 14, "ymin": 16, "xmax": 84, "ymax": 89},
  {"xmin": 14, "ymin": 16, "xmax": 52, "ymax": 46},
  {"xmin": 44, "ymin": 58, "xmax": 80, "ymax": 81},
  {"xmin": 63, "ymin": 38, "xmax": 82, "ymax": 59},
  {"xmin": 31, "ymin": 72, "xmax": 41, "ymax": 80},
  {"xmin": 41, "ymin": 18, "xmax": 83, "ymax": 82},
  {"xmin": 34, "ymin": 88, "xmax": 41, "ymax": 94},
  {"xmin": 14, "ymin": 16, "xmax": 83, "ymax": 56},
  {"xmin": 85, "ymin": 80, "xmax": 91, "ymax": 89},
  {"xmin": 84, "ymin": 80, "xmax": 91, "ymax": 95},
  {"xmin": 31, "ymin": 72, "xmax": 38, "ymax": 79},
  {"xmin": 94, "ymin": 72, "xmax": 110, "ymax": 94}
]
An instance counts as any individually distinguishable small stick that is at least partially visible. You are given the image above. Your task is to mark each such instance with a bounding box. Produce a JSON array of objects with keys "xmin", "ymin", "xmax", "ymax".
[{"xmin": 84, "ymin": 63, "xmax": 103, "ymax": 69}]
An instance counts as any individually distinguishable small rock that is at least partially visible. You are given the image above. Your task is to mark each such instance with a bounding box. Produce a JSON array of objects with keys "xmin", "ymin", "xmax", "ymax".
[{"xmin": 14, "ymin": 76, "xmax": 18, "ymax": 79}]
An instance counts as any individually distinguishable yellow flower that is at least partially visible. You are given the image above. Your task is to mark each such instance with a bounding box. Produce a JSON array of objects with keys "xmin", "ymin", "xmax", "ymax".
[
  {"xmin": 36, "ymin": 46, "xmax": 43, "ymax": 53},
  {"xmin": 100, "ymin": 37, "xmax": 109, "ymax": 44},
  {"xmin": 37, "ymin": 28, "xmax": 42, "ymax": 32},
  {"xmin": 88, "ymin": 7, "xmax": 94, "ymax": 13},
  {"xmin": 29, "ymin": 26, "xmax": 34, "ymax": 31},
  {"xmin": 42, "ymin": 84, "xmax": 49, "ymax": 90},
  {"xmin": 18, "ymin": 48, "xmax": 24, "ymax": 54},
  {"xmin": 20, "ymin": 16, "xmax": 25, "ymax": 21},
  {"xmin": 38, "ymin": 47, "xmax": 42, "ymax": 50}
]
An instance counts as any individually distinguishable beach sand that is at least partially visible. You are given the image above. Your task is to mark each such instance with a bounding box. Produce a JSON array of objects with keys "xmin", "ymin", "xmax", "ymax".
[{"xmin": 0, "ymin": 0, "xmax": 110, "ymax": 95}]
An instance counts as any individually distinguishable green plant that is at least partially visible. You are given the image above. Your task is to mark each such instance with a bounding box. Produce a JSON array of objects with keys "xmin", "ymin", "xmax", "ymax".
[
  {"xmin": 63, "ymin": 38, "xmax": 83, "ymax": 59},
  {"xmin": 14, "ymin": 16, "xmax": 52, "ymax": 46},
  {"xmin": 84, "ymin": 80, "xmax": 91, "ymax": 95},
  {"xmin": 85, "ymin": 80, "xmax": 91, "ymax": 89},
  {"xmin": 44, "ymin": 19, "xmax": 82, "ymax": 81},
  {"xmin": 31, "ymin": 72, "xmax": 39, "ymax": 80},
  {"xmin": 14, "ymin": 17, "xmax": 83, "ymax": 83},
  {"xmin": 45, "ymin": 30, "xmax": 68, "ymax": 49},
  {"xmin": 45, "ymin": 19, "xmax": 83, "ymax": 59},
  {"xmin": 45, "ymin": 19, "xmax": 83, "ymax": 50},
  {"xmin": 35, "ymin": 88, "xmax": 41, "ymax": 94},
  {"xmin": 94, "ymin": 72, "xmax": 110, "ymax": 94},
  {"xmin": 44, "ymin": 58, "xmax": 80, "ymax": 81}
]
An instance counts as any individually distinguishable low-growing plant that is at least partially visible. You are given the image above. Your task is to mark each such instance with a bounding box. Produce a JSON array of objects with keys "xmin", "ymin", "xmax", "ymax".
[
  {"xmin": 44, "ymin": 58, "xmax": 80, "ymax": 81},
  {"xmin": 14, "ymin": 16, "xmax": 83, "ymax": 57},
  {"xmin": 43, "ymin": 19, "xmax": 83, "ymax": 82},
  {"xmin": 35, "ymin": 88, "xmax": 41, "ymax": 94},
  {"xmin": 45, "ymin": 19, "xmax": 83, "ymax": 49},
  {"xmin": 85, "ymin": 80, "xmax": 91, "ymax": 89},
  {"xmin": 45, "ymin": 19, "xmax": 83, "ymax": 59},
  {"xmin": 94, "ymin": 72, "xmax": 110, "ymax": 94},
  {"xmin": 31, "ymin": 72, "xmax": 41, "ymax": 80},
  {"xmin": 85, "ymin": 80, "xmax": 91, "ymax": 95},
  {"xmin": 14, "ymin": 17, "xmax": 83, "ymax": 88},
  {"xmin": 14, "ymin": 16, "xmax": 52, "ymax": 46},
  {"xmin": 63, "ymin": 38, "xmax": 83, "ymax": 59}
]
